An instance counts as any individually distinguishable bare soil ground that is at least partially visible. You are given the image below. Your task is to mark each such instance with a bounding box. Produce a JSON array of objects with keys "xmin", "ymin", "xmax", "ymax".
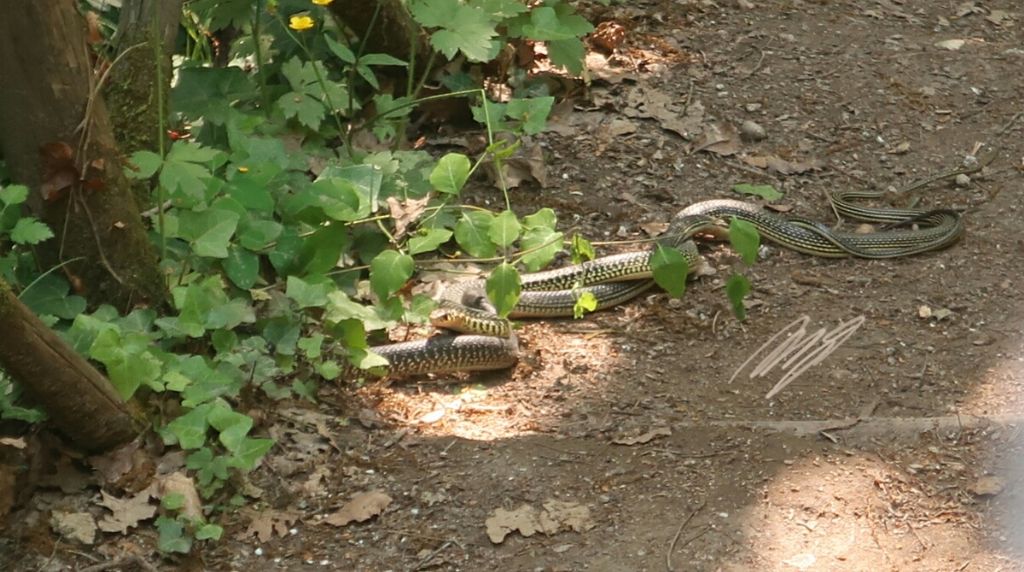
[{"xmin": 4, "ymin": 1, "xmax": 1024, "ymax": 571}]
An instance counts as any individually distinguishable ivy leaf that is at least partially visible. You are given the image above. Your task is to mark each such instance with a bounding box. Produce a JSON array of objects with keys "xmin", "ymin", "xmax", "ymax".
[
  {"xmin": 521, "ymin": 6, "xmax": 589, "ymax": 41},
  {"xmin": 163, "ymin": 404, "xmax": 213, "ymax": 450},
  {"xmin": 488, "ymin": 209, "xmax": 521, "ymax": 247},
  {"xmin": 651, "ymin": 245, "xmax": 689, "ymax": 299},
  {"xmin": 429, "ymin": 153, "xmax": 471, "ymax": 194},
  {"xmin": 548, "ymin": 38, "xmax": 587, "ymax": 75},
  {"xmin": 408, "ymin": 228, "xmax": 453, "ymax": 255},
  {"xmin": 369, "ymin": 250, "xmax": 414, "ymax": 300},
  {"xmin": 726, "ymin": 273, "xmax": 752, "ymax": 320},
  {"xmin": 454, "ymin": 210, "xmax": 495, "ymax": 257},
  {"xmin": 9, "ymin": 217, "xmax": 53, "ymax": 245},
  {"xmin": 573, "ymin": 290, "xmax": 598, "ymax": 319},
  {"xmin": 728, "ymin": 218, "xmax": 761, "ymax": 266},
  {"xmin": 231, "ymin": 437, "xmax": 274, "ymax": 471},
  {"xmin": 177, "ymin": 209, "xmax": 240, "ymax": 259},
  {"xmin": 286, "ymin": 275, "xmax": 333, "ymax": 309},
  {"xmin": 222, "ymin": 246, "xmax": 259, "ymax": 289},
  {"xmin": 485, "ymin": 262, "xmax": 521, "ymax": 317},
  {"xmin": 195, "ymin": 524, "xmax": 224, "ymax": 541},
  {"xmin": 733, "ymin": 183, "xmax": 784, "ymax": 201},
  {"xmin": 156, "ymin": 516, "xmax": 192, "ymax": 554}
]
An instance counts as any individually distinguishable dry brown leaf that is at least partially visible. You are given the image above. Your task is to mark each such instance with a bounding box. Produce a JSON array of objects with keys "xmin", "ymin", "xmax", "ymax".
[
  {"xmin": 96, "ymin": 489, "xmax": 157, "ymax": 533},
  {"xmin": 622, "ymin": 85, "xmax": 704, "ymax": 139},
  {"xmin": 690, "ymin": 123, "xmax": 741, "ymax": 156},
  {"xmin": 324, "ymin": 490, "xmax": 392, "ymax": 527},
  {"xmin": 612, "ymin": 426, "xmax": 672, "ymax": 446},
  {"xmin": 640, "ymin": 222, "xmax": 669, "ymax": 236},
  {"xmin": 493, "ymin": 143, "xmax": 548, "ymax": 189},
  {"xmin": 485, "ymin": 500, "xmax": 593, "ymax": 544},
  {"xmin": 0, "ymin": 437, "xmax": 26, "ymax": 449},
  {"xmin": 89, "ymin": 440, "xmax": 142, "ymax": 485},
  {"xmin": 742, "ymin": 154, "xmax": 823, "ymax": 175},
  {"xmin": 244, "ymin": 509, "xmax": 301, "ymax": 542},
  {"xmin": 157, "ymin": 471, "xmax": 203, "ymax": 521},
  {"xmin": 386, "ymin": 196, "xmax": 431, "ymax": 241},
  {"xmin": 50, "ymin": 511, "xmax": 97, "ymax": 545},
  {"xmin": 302, "ymin": 466, "xmax": 331, "ymax": 495}
]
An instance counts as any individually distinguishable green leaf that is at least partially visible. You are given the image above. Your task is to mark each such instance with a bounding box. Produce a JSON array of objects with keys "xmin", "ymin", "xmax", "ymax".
[
  {"xmin": 370, "ymin": 250, "xmax": 415, "ymax": 300},
  {"xmin": 277, "ymin": 91, "xmax": 325, "ymax": 130},
  {"xmin": 733, "ymin": 183, "xmax": 784, "ymax": 201},
  {"xmin": 412, "ymin": 0, "xmax": 498, "ymax": 61},
  {"xmin": 161, "ymin": 492, "xmax": 186, "ymax": 511},
  {"xmin": 454, "ymin": 210, "xmax": 495, "ymax": 257},
  {"xmin": 156, "ymin": 516, "xmax": 192, "ymax": 554},
  {"xmin": 177, "ymin": 209, "xmax": 240, "ymax": 258},
  {"xmin": 548, "ymin": 38, "xmax": 587, "ymax": 75},
  {"xmin": 506, "ymin": 97, "xmax": 554, "ymax": 135},
  {"xmin": 728, "ymin": 218, "xmax": 761, "ymax": 266},
  {"xmin": 195, "ymin": 523, "xmax": 224, "ymax": 541},
  {"xmin": 519, "ymin": 227, "xmax": 562, "ymax": 271},
  {"xmin": 230, "ymin": 437, "xmax": 274, "ymax": 470},
  {"xmin": 408, "ymin": 228, "xmax": 453, "ymax": 255},
  {"xmin": 488, "ymin": 209, "xmax": 521, "ymax": 247},
  {"xmin": 651, "ymin": 245, "xmax": 689, "ymax": 299},
  {"xmin": 298, "ymin": 334, "xmax": 325, "ymax": 359},
  {"xmin": 163, "ymin": 404, "xmax": 213, "ymax": 450},
  {"xmin": 571, "ymin": 234, "xmax": 595, "ymax": 264},
  {"xmin": 325, "ymin": 36, "xmax": 356, "ymax": 63},
  {"xmin": 726, "ymin": 273, "xmax": 752, "ymax": 320},
  {"xmin": 171, "ymin": 66, "xmax": 257, "ymax": 124},
  {"xmin": 318, "ymin": 360, "xmax": 341, "ymax": 380},
  {"xmin": 9, "ymin": 218, "xmax": 53, "ymax": 245},
  {"xmin": 0, "ymin": 185, "xmax": 28, "ymax": 206},
  {"xmin": 222, "ymin": 246, "xmax": 260, "ymax": 289},
  {"xmin": 522, "ymin": 207, "xmax": 556, "ymax": 230},
  {"xmin": 127, "ymin": 151, "xmax": 163, "ymax": 179},
  {"xmin": 359, "ymin": 53, "xmax": 407, "ymax": 66},
  {"xmin": 573, "ymin": 290, "xmax": 598, "ymax": 319},
  {"xmin": 485, "ymin": 262, "xmax": 521, "ymax": 317},
  {"xmin": 429, "ymin": 153, "xmax": 471, "ymax": 194},
  {"xmin": 18, "ymin": 274, "xmax": 85, "ymax": 319},
  {"xmin": 521, "ymin": 6, "xmax": 592, "ymax": 40},
  {"xmin": 286, "ymin": 275, "xmax": 333, "ymax": 309}
]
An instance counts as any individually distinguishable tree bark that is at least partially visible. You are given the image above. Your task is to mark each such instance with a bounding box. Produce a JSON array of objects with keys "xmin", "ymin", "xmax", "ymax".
[
  {"xmin": 105, "ymin": 0, "xmax": 183, "ymax": 159},
  {"xmin": 0, "ymin": 279, "xmax": 140, "ymax": 452},
  {"xmin": 0, "ymin": 0, "xmax": 169, "ymax": 310}
]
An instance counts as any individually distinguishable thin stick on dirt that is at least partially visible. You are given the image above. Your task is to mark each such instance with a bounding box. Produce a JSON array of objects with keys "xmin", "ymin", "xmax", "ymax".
[
  {"xmin": 78, "ymin": 554, "xmax": 159, "ymax": 572},
  {"xmin": 414, "ymin": 540, "xmax": 453, "ymax": 571},
  {"xmin": 666, "ymin": 500, "xmax": 706, "ymax": 572}
]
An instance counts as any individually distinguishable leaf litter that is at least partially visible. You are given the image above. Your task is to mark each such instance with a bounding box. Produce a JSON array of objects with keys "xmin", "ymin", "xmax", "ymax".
[{"xmin": 485, "ymin": 500, "xmax": 594, "ymax": 543}]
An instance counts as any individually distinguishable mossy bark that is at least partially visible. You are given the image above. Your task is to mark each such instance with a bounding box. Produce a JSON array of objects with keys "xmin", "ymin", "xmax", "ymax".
[
  {"xmin": 0, "ymin": 0, "xmax": 168, "ymax": 309},
  {"xmin": 0, "ymin": 279, "xmax": 140, "ymax": 452}
]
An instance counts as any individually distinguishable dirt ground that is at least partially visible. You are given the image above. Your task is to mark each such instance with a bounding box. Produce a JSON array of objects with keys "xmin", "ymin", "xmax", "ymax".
[{"xmin": 4, "ymin": 1, "xmax": 1024, "ymax": 571}]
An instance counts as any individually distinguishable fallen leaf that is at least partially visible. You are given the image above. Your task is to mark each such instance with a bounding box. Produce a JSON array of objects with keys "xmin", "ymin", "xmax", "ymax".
[
  {"xmin": 157, "ymin": 471, "xmax": 203, "ymax": 521},
  {"xmin": 302, "ymin": 466, "xmax": 331, "ymax": 495},
  {"xmin": 38, "ymin": 141, "xmax": 78, "ymax": 201},
  {"xmin": 50, "ymin": 511, "xmax": 97, "ymax": 545},
  {"xmin": 492, "ymin": 142, "xmax": 548, "ymax": 189},
  {"xmin": 613, "ymin": 426, "xmax": 672, "ymax": 446},
  {"xmin": 622, "ymin": 86, "xmax": 704, "ymax": 139},
  {"xmin": 386, "ymin": 196, "xmax": 431, "ymax": 241},
  {"xmin": 89, "ymin": 440, "xmax": 142, "ymax": 486},
  {"xmin": 485, "ymin": 500, "xmax": 593, "ymax": 544},
  {"xmin": 935, "ymin": 39, "xmax": 966, "ymax": 51},
  {"xmin": 0, "ymin": 437, "xmax": 26, "ymax": 449},
  {"xmin": 96, "ymin": 489, "xmax": 157, "ymax": 533},
  {"xmin": 244, "ymin": 509, "xmax": 301, "ymax": 542},
  {"xmin": 690, "ymin": 123, "xmax": 741, "ymax": 156},
  {"xmin": 640, "ymin": 222, "xmax": 669, "ymax": 236},
  {"xmin": 743, "ymin": 154, "xmax": 823, "ymax": 175},
  {"xmin": 324, "ymin": 490, "xmax": 392, "ymax": 527},
  {"xmin": 971, "ymin": 476, "xmax": 1004, "ymax": 496}
]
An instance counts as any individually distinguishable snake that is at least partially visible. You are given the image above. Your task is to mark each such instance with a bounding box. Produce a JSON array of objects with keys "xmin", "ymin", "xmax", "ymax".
[{"xmin": 349, "ymin": 191, "xmax": 964, "ymax": 378}]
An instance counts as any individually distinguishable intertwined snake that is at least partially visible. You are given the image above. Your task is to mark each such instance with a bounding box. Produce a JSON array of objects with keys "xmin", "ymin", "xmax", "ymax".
[{"xmin": 348, "ymin": 191, "xmax": 963, "ymax": 378}]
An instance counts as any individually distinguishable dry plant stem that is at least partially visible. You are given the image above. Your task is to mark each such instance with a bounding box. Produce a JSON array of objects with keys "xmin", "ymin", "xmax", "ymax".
[{"xmin": 666, "ymin": 500, "xmax": 705, "ymax": 572}]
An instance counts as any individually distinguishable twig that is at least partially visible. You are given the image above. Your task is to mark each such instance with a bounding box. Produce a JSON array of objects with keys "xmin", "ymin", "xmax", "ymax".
[
  {"xmin": 78, "ymin": 554, "xmax": 159, "ymax": 572},
  {"xmin": 740, "ymin": 45, "xmax": 766, "ymax": 79},
  {"xmin": 666, "ymin": 500, "xmax": 705, "ymax": 571},
  {"xmin": 414, "ymin": 540, "xmax": 453, "ymax": 571}
]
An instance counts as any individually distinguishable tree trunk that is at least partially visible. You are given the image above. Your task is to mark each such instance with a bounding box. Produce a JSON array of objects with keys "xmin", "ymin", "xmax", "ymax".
[
  {"xmin": 105, "ymin": 0, "xmax": 183, "ymax": 160},
  {"xmin": 0, "ymin": 0, "xmax": 169, "ymax": 310},
  {"xmin": 0, "ymin": 279, "xmax": 140, "ymax": 452},
  {"xmin": 330, "ymin": 0, "xmax": 434, "ymax": 76}
]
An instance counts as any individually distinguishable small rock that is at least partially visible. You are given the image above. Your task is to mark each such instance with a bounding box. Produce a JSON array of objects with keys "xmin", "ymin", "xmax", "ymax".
[
  {"xmin": 918, "ymin": 305, "xmax": 932, "ymax": 319},
  {"xmin": 745, "ymin": 102, "xmax": 762, "ymax": 113},
  {"xmin": 740, "ymin": 120, "xmax": 766, "ymax": 142},
  {"xmin": 970, "ymin": 475, "xmax": 1005, "ymax": 497},
  {"xmin": 935, "ymin": 39, "xmax": 965, "ymax": 51},
  {"xmin": 955, "ymin": 173, "xmax": 971, "ymax": 187}
]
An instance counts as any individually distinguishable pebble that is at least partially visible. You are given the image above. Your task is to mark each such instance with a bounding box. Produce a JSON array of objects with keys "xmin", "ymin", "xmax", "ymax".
[
  {"xmin": 955, "ymin": 173, "xmax": 971, "ymax": 187},
  {"xmin": 740, "ymin": 120, "xmax": 766, "ymax": 142}
]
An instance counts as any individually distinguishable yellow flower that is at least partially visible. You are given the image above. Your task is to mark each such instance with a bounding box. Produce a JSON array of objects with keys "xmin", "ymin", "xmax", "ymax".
[
  {"xmin": 289, "ymin": 15, "xmax": 315, "ymax": 31},
  {"xmin": 312, "ymin": 0, "xmax": 333, "ymax": 5},
  {"xmin": 237, "ymin": 166, "xmax": 249, "ymax": 173}
]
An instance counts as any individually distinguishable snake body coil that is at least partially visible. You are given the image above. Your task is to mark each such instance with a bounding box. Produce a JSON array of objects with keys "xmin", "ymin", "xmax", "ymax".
[{"xmin": 351, "ymin": 193, "xmax": 963, "ymax": 378}]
